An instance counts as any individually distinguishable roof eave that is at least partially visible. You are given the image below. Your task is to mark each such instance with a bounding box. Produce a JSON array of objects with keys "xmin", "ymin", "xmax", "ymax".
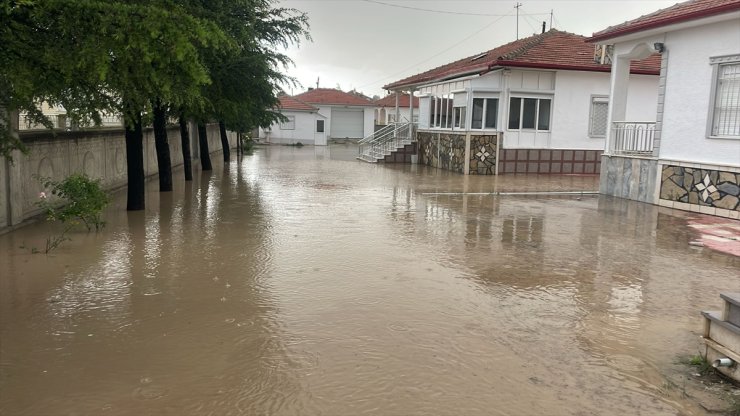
[
  {"xmin": 588, "ymin": 4, "xmax": 740, "ymax": 43},
  {"xmin": 384, "ymin": 65, "xmax": 489, "ymax": 91},
  {"xmin": 494, "ymin": 60, "xmax": 660, "ymax": 76}
]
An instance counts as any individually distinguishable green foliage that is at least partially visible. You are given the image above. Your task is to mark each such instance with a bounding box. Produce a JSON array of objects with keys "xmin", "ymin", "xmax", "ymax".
[
  {"xmin": 36, "ymin": 174, "xmax": 110, "ymax": 232},
  {"xmin": 1, "ymin": 0, "xmax": 311, "ymax": 166}
]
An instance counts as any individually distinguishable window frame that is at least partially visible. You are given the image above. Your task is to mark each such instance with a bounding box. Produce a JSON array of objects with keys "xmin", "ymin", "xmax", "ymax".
[
  {"xmin": 707, "ymin": 55, "xmax": 740, "ymax": 139},
  {"xmin": 279, "ymin": 115, "xmax": 295, "ymax": 130},
  {"xmin": 316, "ymin": 119, "xmax": 324, "ymax": 133},
  {"xmin": 588, "ymin": 95, "xmax": 609, "ymax": 138},
  {"xmin": 507, "ymin": 95, "xmax": 553, "ymax": 132},
  {"xmin": 469, "ymin": 96, "xmax": 499, "ymax": 130}
]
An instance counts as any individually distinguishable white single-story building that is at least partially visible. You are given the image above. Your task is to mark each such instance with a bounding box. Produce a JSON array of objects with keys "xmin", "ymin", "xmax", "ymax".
[
  {"xmin": 589, "ymin": 0, "xmax": 740, "ymax": 219},
  {"xmin": 259, "ymin": 95, "xmax": 327, "ymax": 145},
  {"xmin": 379, "ymin": 29, "xmax": 661, "ymax": 174},
  {"xmin": 375, "ymin": 93, "xmax": 419, "ymax": 125},
  {"xmin": 289, "ymin": 88, "xmax": 375, "ymax": 141}
]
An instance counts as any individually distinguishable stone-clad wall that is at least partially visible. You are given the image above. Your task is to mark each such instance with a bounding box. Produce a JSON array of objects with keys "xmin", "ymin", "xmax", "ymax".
[
  {"xmin": 659, "ymin": 163, "xmax": 740, "ymax": 218},
  {"xmin": 1, "ymin": 123, "xmax": 236, "ymax": 229},
  {"xmin": 469, "ymin": 135, "xmax": 497, "ymax": 175},
  {"xmin": 600, "ymin": 155, "xmax": 658, "ymax": 204},
  {"xmin": 417, "ymin": 132, "xmax": 466, "ymax": 174},
  {"xmin": 417, "ymin": 131, "xmax": 499, "ymax": 175}
]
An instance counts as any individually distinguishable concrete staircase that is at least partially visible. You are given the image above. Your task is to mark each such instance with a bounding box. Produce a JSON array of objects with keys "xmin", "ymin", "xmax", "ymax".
[{"xmin": 702, "ymin": 293, "xmax": 740, "ymax": 382}]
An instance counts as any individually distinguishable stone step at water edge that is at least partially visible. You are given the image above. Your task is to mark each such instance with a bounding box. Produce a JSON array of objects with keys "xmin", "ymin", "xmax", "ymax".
[
  {"xmin": 702, "ymin": 310, "xmax": 740, "ymax": 339},
  {"xmin": 720, "ymin": 293, "xmax": 740, "ymax": 327}
]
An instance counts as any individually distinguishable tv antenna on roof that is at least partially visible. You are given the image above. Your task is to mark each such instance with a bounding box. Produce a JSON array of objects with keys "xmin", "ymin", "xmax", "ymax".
[{"xmin": 515, "ymin": 2, "xmax": 523, "ymax": 39}]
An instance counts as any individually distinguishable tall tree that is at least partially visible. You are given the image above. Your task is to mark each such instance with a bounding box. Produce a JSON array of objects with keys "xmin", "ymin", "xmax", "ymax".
[
  {"xmin": 178, "ymin": 112, "xmax": 193, "ymax": 181},
  {"xmin": 185, "ymin": 0, "xmax": 310, "ymax": 154},
  {"xmin": 152, "ymin": 100, "xmax": 173, "ymax": 192}
]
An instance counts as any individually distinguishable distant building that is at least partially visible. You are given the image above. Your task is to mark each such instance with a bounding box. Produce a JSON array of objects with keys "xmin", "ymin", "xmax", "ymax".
[
  {"xmin": 259, "ymin": 95, "xmax": 327, "ymax": 145},
  {"xmin": 374, "ymin": 93, "xmax": 419, "ymax": 125},
  {"xmin": 291, "ymin": 88, "xmax": 375, "ymax": 141}
]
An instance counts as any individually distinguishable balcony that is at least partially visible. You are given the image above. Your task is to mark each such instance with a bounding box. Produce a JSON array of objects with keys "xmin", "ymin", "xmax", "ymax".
[{"xmin": 611, "ymin": 121, "xmax": 656, "ymax": 156}]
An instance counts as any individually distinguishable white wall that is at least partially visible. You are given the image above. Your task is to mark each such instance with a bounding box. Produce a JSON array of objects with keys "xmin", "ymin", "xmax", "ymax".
[
  {"xmin": 260, "ymin": 111, "xmax": 325, "ymax": 145},
  {"xmin": 551, "ymin": 71, "xmax": 658, "ymax": 149},
  {"xmin": 657, "ymin": 19, "xmax": 740, "ymax": 166}
]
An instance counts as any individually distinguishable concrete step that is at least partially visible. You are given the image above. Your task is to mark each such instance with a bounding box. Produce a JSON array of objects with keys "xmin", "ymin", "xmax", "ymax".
[{"xmin": 721, "ymin": 293, "xmax": 740, "ymax": 327}]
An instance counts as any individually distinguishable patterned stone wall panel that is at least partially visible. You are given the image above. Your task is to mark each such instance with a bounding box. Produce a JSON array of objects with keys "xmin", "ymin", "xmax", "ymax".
[
  {"xmin": 469, "ymin": 135, "xmax": 497, "ymax": 175},
  {"xmin": 660, "ymin": 165, "xmax": 740, "ymax": 211},
  {"xmin": 438, "ymin": 133, "xmax": 466, "ymax": 174}
]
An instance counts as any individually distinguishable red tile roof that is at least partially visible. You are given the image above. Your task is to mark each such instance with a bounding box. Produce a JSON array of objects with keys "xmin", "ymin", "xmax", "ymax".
[
  {"xmin": 589, "ymin": 0, "xmax": 740, "ymax": 42},
  {"xmin": 277, "ymin": 95, "xmax": 317, "ymax": 112},
  {"xmin": 293, "ymin": 88, "xmax": 375, "ymax": 106},
  {"xmin": 384, "ymin": 29, "xmax": 661, "ymax": 90},
  {"xmin": 375, "ymin": 93, "xmax": 419, "ymax": 108}
]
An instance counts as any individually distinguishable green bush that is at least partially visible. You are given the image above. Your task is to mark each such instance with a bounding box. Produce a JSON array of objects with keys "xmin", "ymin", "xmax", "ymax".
[{"xmin": 35, "ymin": 174, "xmax": 109, "ymax": 253}]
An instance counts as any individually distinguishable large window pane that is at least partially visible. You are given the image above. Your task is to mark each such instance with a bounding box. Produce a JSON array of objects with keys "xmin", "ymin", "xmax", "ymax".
[
  {"xmin": 472, "ymin": 98, "xmax": 484, "ymax": 129},
  {"xmin": 522, "ymin": 98, "xmax": 537, "ymax": 129},
  {"xmin": 537, "ymin": 99, "xmax": 551, "ymax": 130},
  {"xmin": 485, "ymin": 98, "xmax": 498, "ymax": 129},
  {"xmin": 508, "ymin": 97, "xmax": 521, "ymax": 129}
]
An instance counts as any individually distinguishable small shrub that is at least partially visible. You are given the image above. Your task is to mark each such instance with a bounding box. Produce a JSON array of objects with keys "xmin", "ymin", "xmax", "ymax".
[
  {"xmin": 35, "ymin": 174, "xmax": 109, "ymax": 253},
  {"xmin": 241, "ymin": 136, "xmax": 255, "ymax": 154}
]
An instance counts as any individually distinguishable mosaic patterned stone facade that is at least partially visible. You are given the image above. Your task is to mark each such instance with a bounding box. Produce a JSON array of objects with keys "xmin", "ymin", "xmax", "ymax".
[
  {"xmin": 660, "ymin": 165, "xmax": 740, "ymax": 211},
  {"xmin": 469, "ymin": 135, "xmax": 497, "ymax": 175},
  {"xmin": 417, "ymin": 132, "xmax": 467, "ymax": 174}
]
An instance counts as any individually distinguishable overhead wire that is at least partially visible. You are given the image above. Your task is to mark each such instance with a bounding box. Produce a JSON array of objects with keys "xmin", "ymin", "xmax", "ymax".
[
  {"xmin": 354, "ymin": 13, "xmax": 512, "ymax": 90},
  {"xmin": 360, "ymin": 0, "xmax": 549, "ymax": 17}
]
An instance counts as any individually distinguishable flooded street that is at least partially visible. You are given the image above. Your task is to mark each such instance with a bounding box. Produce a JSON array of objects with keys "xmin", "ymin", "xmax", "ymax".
[{"xmin": 1, "ymin": 144, "xmax": 738, "ymax": 415}]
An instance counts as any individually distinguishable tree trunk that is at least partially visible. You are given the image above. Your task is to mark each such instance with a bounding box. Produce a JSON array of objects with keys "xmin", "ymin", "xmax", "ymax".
[
  {"xmin": 152, "ymin": 101, "xmax": 173, "ymax": 192},
  {"xmin": 125, "ymin": 111, "xmax": 145, "ymax": 211},
  {"xmin": 198, "ymin": 122, "xmax": 212, "ymax": 171},
  {"xmin": 179, "ymin": 114, "xmax": 193, "ymax": 181},
  {"xmin": 218, "ymin": 120, "xmax": 230, "ymax": 161}
]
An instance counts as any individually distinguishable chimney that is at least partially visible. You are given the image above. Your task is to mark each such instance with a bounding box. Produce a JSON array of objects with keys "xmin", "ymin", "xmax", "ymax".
[{"xmin": 542, "ymin": 22, "xmax": 546, "ymax": 34}]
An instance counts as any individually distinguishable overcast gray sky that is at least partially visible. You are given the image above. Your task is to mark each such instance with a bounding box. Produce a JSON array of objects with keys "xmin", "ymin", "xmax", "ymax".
[{"xmin": 278, "ymin": 0, "xmax": 678, "ymax": 97}]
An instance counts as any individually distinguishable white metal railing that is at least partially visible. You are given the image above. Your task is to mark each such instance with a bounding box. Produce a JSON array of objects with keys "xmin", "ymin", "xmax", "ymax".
[
  {"xmin": 611, "ymin": 121, "xmax": 656, "ymax": 155},
  {"xmin": 358, "ymin": 122, "xmax": 416, "ymax": 162},
  {"xmin": 18, "ymin": 113, "xmax": 124, "ymax": 131}
]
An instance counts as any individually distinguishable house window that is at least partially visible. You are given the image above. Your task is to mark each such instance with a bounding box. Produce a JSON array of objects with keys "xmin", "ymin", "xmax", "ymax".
[
  {"xmin": 710, "ymin": 58, "xmax": 740, "ymax": 138},
  {"xmin": 508, "ymin": 97, "xmax": 552, "ymax": 131},
  {"xmin": 589, "ymin": 96, "xmax": 609, "ymax": 137},
  {"xmin": 453, "ymin": 106, "xmax": 466, "ymax": 129},
  {"xmin": 388, "ymin": 113, "xmax": 396, "ymax": 124},
  {"xmin": 471, "ymin": 98, "xmax": 498, "ymax": 129},
  {"xmin": 316, "ymin": 119, "xmax": 324, "ymax": 133},
  {"xmin": 279, "ymin": 115, "xmax": 295, "ymax": 130},
  {"xmin": 429, "ymin": 95, "xmax": 453, "ymax": 129}
]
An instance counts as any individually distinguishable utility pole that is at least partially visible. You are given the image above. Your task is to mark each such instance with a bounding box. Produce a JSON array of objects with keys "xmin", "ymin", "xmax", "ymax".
[
  {"xmin": 316, "ymin": 77, "xmax": 320, "ymax": 89},
  {"xmin": 515, "ymin": 2, "xmax": 523, "ymax": 39}
]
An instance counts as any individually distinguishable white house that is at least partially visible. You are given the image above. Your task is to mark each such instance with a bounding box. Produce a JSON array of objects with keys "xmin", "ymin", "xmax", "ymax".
[
  {"xmin": 377, "ymin": 29, "xmax": 661, "ymax": 174},
  {"xmin": 375, "ymin": 93, "xmax": 419, "ymax": 125},
  {"xmin": 589, "ymin": 0, "xmax": 740, "ymax": 219},
  {"xmin": 290, "ymin": 88, "xmax": 375, "ymax": 141},
  {"xmin": 259, "ymin": 95, "xmax": 327, "ymax": 146}
]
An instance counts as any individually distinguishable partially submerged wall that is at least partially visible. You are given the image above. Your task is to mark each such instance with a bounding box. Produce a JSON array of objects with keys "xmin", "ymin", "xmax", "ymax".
[
  {"xmin": 417, "ymin": 131, "xmax": 498, "ymax": 175},
  {"xmin": 1, "ymin": 123, "xmax": 236, "ymax": 230}
]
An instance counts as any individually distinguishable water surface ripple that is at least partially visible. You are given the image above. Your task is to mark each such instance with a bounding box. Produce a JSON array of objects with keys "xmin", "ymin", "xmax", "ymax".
[{"xmin": 1, "ymin": 144, "xmax": 738, "ymax": 415}]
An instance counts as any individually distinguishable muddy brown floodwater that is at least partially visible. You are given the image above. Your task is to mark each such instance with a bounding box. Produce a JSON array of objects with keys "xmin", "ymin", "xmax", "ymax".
[{"xmin": 1, "ymin": 144, "xmax": 738, "ymax": 416}]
